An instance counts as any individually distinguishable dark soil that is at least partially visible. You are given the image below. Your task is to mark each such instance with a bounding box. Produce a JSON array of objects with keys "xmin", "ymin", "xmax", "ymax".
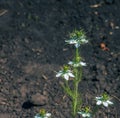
[{"xmin": 0, "ymin": 0, "xmax": 120, "ymax": 118}]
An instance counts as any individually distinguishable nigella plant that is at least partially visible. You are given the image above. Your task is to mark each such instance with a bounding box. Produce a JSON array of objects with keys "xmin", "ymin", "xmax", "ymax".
[
  {"xmin": 95, "ymin": 93, "xmax": 113, "ymax": 107},
  {"xmin": 56, "ymin": 29, "xmax": 89, "ymax": 117},
  {"xmin": 34, "ymin": 29, "xmax": 114, "ymax": 118},
  {"xmin": 34, "ymin": 109, "xmax": 51, "ymax": 118},
  {"xmin": 78, "ymin": 106, "xmax": 92, "ymax": 118},
  {"xmin": 56, "ymin": 29, "xmax": 114, "ymax": 118}
]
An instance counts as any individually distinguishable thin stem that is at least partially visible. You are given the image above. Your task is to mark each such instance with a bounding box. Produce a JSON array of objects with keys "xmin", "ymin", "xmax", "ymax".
[
  {"xmin": 62, "ymin": 80, "xmax": 73, "ymax": 98},
  {"xmin": 72, "ymin": 47, "xmax": 80, "ymax": 117},
  {"xmin": 73, "ymin": 80, "xmax": 79, "ymax": 117},
  {"xmin": 75, "ymin": 48, "xmax": 79, "ymax": 60}
]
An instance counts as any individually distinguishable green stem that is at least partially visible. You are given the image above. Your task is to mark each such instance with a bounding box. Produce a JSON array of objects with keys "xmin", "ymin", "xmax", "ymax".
[
  {"xmin": 75, "ymin": 48, "xmax": 79, "ymax": 60},
  {"xmin": 73, "ymin": 79, "xmax": 79, "ymax": 117},
  {"xmin": 72, "ymin": 47, "xmax": 83, "ymax": 117},
  {"xmin": 65, "ymin": 80, "xmax": 73, "ymax": 97},
  {"xmin": 72, "ymin": 48, "xmax": 79, "ymax": 117}
]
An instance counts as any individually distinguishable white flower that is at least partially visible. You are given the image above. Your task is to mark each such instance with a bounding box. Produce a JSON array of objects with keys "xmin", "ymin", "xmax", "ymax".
[
  {"xmin": 78, "ymin": 111, "xmax": 91, "ymax": 118},
  {"xmin": 96, "ymin": 94, "xmax": 113, "ymax": 107},
  {"xmin": 78, "ymin": 106, "xmax": 92, "ymax": 118},
  {"xmin": 35, "ymin": 110, "xmax": 51, "ymax": 118},
  {"xmin": 65, "ymin": 29, "xmax": 88, "ymax": 48},
  {"xmin": 34, "ymin": 113, "xmax": 51, "ymax": 118},
  {"xmin": 56, "ymin": 69, "xmax": 74, "ymax": 80},
  {"xmin": 68, "ymin": 61, "xmax": 86, "ymax": 67},
  {"xmin": 65, "ymin": 36, "xmax": 88, "ymax": 48},
  {"xmin": 65, "ymin": 38, "xmax": 88, "ymax": 48}
]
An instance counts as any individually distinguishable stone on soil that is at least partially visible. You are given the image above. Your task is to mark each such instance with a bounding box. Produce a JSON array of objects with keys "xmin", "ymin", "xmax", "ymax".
[{"xmin": 31, "ymin": 93, "xmax": 48, "ymax": 105}]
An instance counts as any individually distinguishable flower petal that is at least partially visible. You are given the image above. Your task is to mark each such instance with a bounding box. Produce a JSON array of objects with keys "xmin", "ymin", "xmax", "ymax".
[
  {"xmin": 34, "ymin": 116, "xmax": 38, "ymax": 118},
  {"xmin": 68, "ymin": 72, "xmax": 75, "ymax": 78},
  {"xmin": 80, "ymin": 62, "xmax": 86, "ymax": 66},
  {"xmin": 56, "ymin": 72, "xmax": 62, "ymax": 77},
  {"xmin": 86, "ymin": 113, "xmax": 91, "ymax": 117},
  {"xmin": 82, "ymin": 113, "xmax": 87, "ymax": 117},
  {"xmin": 34, "ymin": 115, "xmax": 41, "ymax": 118},
  {"xmin": 96, "ymin": 97, "xmax": 102, "ymax": 100},
  {"xmin": 78, "ymin": 112, "xmax": 82, "ymax": 115},
  {"xmin": 45, "ymin": 113, "xmax": 51, "ymax": 117},
  {"xmin": 68, "ymin": 61, "xmax": 73, "ymax": 65},
  {"xmin": 107, "ymin": 100, "xmax": 113, "ymax": 105},
  {"xmin": 70, "ymin": 40, "xmax": 77, "ymax": 44},
  {"xmin": 64, "ymin": 74, "xmax": 69, "ymax": 80},
  {"xmin": 65, "ymin": 39, "xmax": 77, "ymax": 44},
  {"xmin": 81, "ymin": 39, "xmax": 88, "ymax": 43},
  {"xmin": 103, "ymin": 102, "xmax": 108, "ymax": 107},
  {"xmin": 96, "ymin": 100, "xmax": 102, "ymax": 105}
]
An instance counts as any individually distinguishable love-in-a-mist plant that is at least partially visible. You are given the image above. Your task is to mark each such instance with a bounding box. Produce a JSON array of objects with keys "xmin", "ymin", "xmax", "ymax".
[
  {"xmin": 56, "ymin": 29, "xmax": 88, "ymax": 117},
  {"xmin": 34, "ymin": 29, "xmax": 113, "ymax": 118},
  {"xmin": 56, "ymin": 29, "xmax": 113, "ymax": 118},
  {"xmin": 34, "ymin": 109, "xmax": 51, "ymax": 118}
]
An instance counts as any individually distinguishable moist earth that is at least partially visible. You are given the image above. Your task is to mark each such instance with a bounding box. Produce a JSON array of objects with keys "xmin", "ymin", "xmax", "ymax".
[{"xmin": 0, "ymin": 0, "xmax": 120, "ymax": 118}]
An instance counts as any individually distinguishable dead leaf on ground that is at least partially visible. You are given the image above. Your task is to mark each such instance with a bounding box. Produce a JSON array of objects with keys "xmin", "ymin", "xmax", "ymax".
[
  {"xmin": 100, "ymin": 42, "xmax": 110, "ymax": 51},
  {"xmin": 90, "ymin": 3, "xmax": 103, "ymax": 8},
  {"xmin": 110, "ymin": 22, "xmax": 115, "ymax": 29},
  {"xmin": 42, "ymin": 74, "xmax": 48, "ymax": 80},
  {"xmin": 0, "ymin": 9, "xmax": 8, "ymax": 16}
]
